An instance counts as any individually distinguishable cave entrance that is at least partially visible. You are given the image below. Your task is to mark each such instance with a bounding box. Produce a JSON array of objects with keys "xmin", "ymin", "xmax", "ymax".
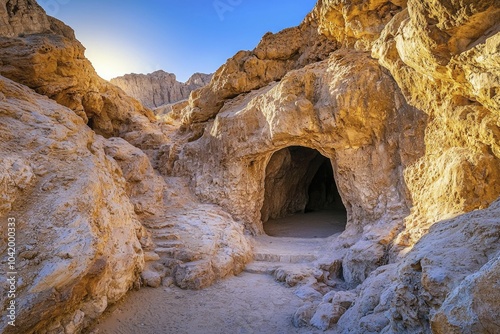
[{"xmin": 261, "ymin": 146, "xmax": 347, "ymax": 238}]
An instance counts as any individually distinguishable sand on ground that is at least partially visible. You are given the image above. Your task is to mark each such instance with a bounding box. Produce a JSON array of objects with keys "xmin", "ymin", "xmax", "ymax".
[
  {"xmin": 264, "ymin": 210, "xmax": 346, "ymax": 238},
  {"xmin": 90, "ymin": 212, "xmax": 344, "ymax": 334},
  {"xmin": 90, "ymin": 272, "xmax": 336, "ymax": 334}
]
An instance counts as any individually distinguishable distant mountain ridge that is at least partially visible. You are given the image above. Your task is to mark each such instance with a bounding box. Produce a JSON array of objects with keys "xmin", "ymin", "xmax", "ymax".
[{"xmin": 111, "ymin": 70, "xmax": 212, "ymax": 109}]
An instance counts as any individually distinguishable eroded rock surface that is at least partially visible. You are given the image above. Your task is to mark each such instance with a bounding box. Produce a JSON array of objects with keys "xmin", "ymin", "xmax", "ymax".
[
  {"xmin": 1, "ymin": 0, "xmax": 499, "ymax": 333},
  {"xmin": 0, "ymin": 76, "xmax": 147, "ymax": 334},
  {"xmin": 111, "ymin": 71, "xmax": 212, "ymax": 109},
  {"xmin": 163, "ymin": 0, "xmax": 500, "ymax": 332},
  {"xmin": 0, "ymin": 0, "xmax": 165, "ymax": 148}
]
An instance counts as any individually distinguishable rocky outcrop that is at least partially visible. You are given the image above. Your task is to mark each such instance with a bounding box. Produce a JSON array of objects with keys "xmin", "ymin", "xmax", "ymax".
[
  {"xmin": 0, "ymin": 1, "xmax": 252, "ymax": 333},
  {"xmin": 173, "ymin": 49, "xmax": 426, "ymax": 236},
  {"xmin": 0, "ymin": 75, "xmax": 148, "ymax": 334},
  {"xmin": 0, "ymin": 0, "xmax": 51, "ymax": 37},
  {"xmin": 110, "ymin": 71, "xmax": 212, "ymax": 109},
  {"xmin": 337, "ymin": 199, "xmax": 500, "ymax": 333},
  {"xmin": 164, "ymin": 0, "xmax": 500, "ymax": 332},
  {"xmin": 179, "ymin": 15, "xmax": 338, "ymax": 125},
  {"xmin": 0, "ymin": 0, "xmax": 165, "ymax": 148}
]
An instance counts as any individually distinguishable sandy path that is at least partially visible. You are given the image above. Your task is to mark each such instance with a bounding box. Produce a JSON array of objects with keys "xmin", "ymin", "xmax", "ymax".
[
  {"xmin": 90, "ymin": 272, "xmax": 334, "ymax": 334},
  {"xmin": 264, "ymin": 210, "xmax": 346, "ymax": 238}
]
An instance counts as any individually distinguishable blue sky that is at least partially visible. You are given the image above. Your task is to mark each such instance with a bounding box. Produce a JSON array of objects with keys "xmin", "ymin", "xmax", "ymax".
[{"xmin": 38, "ymin": 0, "xmax": 317, "ymax": 81}]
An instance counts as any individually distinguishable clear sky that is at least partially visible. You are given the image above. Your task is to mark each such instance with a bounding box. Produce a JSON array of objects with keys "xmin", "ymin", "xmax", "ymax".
[{"xmin": 38, "ymin": 0, "xmax": 317, "ymax": 82}]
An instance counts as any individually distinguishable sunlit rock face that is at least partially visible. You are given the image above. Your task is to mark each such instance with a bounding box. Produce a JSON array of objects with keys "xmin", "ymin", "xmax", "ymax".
[
  {"xmin": 0, "ymin": 0, "xmax": 165, "ymax": 148},
  {"xmin": 0, "ymin": 1, "xmax": 252, "ymax": 333},
  {"xmin": 167, "ymin": 0, "xmax": 500, "ymax": 332},
  {"xmin": 0, "ymin": 75, "xmax": 147, "ymax": 334},
  {"xmin": 174, "ymin": 50, "xmax": 426, "ymax": 238},
  {"xmin": 179, "ymin": 15, "xmax": 339, "ymax": 125},
  {"xmin": 111, "ymin": 71, "xmax": 212, "ymax": 109}
]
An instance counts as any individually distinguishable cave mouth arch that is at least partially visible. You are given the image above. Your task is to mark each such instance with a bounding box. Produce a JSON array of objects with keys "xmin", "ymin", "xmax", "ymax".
[{"xmin": 261, "ymin": 146, "xmax": 347, "ymax": 238}]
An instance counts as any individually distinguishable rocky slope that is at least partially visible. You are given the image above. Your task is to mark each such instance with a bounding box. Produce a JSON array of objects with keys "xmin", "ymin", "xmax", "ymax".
[
  {"xmin": 0, "ymin": 0, "xmax": 499, "ymax": 333},
  {"xmin": 110, "ymin": 71, "xmax": 212, "ymax": 109},
  {"xmin": 0, "ymin": 75, "xmax": 148, "ymax": 334}
]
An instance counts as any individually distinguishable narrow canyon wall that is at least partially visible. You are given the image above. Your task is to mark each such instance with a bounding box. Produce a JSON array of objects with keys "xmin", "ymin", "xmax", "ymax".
[
  {"xmin": 0, "ymin": 76, "xmax": 147, "ymax": 334},
  {"xmin": 111, "ymin": 71, "xmax": 212, "ymax": 109}
]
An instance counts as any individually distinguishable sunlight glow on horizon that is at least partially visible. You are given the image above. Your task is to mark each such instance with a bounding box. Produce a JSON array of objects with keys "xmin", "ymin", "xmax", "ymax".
[
  {"xmin": 38, "ymin": 0, "xmax": 317, "ymax": 82},
  {"xmin": 84, "ymin": 47, "xmax": 163, "ymax": 81}
]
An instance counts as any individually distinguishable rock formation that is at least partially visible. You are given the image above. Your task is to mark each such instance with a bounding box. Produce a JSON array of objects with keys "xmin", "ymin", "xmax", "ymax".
[
  {"xmin": 0, "ymin": 0, "xmax": 165, "ymax": 148},
  {"xmin": 0, "ymin": 75, "xmax": 148, "ymax": 333},
  {"xmin": 166, "ymin": 0, "xmax": 500, "ymax": 332},
  {"xmin": 0, "ymin": 2, "xmax": 251, "ymax": 333},
  {"xmin": 111, "ymin": 71, "xmax": 212, "ymax": 109},
  {"xmin": 0, "ymin": 0, "xmax": 499, "ymax": 333}
]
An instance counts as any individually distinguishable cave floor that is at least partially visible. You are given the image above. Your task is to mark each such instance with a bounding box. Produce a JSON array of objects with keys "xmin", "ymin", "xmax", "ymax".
[{"xmin": 264, "ymin": 210, "xmax": 347, "ymax": 238}]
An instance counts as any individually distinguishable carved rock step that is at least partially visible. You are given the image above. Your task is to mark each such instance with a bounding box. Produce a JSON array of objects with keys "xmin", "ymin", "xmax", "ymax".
[
  {"xmin": 243, "ymin": 261, "xmax": 280, "ymax": 274},
  {"xmin": 154, "ymin": 240, "xmax": 184, "ymax": 249},
  {"xmin": 153, "ymin": 231, "xmax": 181, "ymax": 240},
  {"xmin": 141, "ymin": 219, "xmax": 176, "ymax": 230},
  {"xmin": 252, "ymin": 235, "xmax": 325, "ymax": 264},
  {"xmin": 253, "ymin": 252, "xmax": 318, "ymax": 263}
]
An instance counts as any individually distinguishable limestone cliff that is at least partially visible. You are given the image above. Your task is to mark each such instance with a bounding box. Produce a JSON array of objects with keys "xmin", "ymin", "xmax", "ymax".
[
  {"xmin": 0, "ymin": 0, "xmax": 166, "ymax": 148},
  {"xmin": 111, "ymin": 71, "xmax": 212, "ymax": 109},
  {"xmin": 0, "ymin": 75, "xmax": 148, "ymax": 334}
]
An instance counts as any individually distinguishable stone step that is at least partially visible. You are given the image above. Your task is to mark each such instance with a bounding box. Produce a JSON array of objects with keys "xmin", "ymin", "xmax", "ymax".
[
  {"xmin": 153, "ymin": 232, "xmax": 180, "ymax": 240},
  {"xmin": 154, "ymin": 247, "xmax": 178, "ymax": 258},
  {"xmin": 142, "ymin": 219, "xmax": 177, "ymax": 230},
  {"xmin": 154, "ymin": 240, "xmax": 184, "ymax": 248},
  {"xmin": 244, "ymin": 261, "xmax": 280, "ymax": 274},
  {"xmin": 253, "ymin": 252, "xmax": 318, "ymax": 263}
]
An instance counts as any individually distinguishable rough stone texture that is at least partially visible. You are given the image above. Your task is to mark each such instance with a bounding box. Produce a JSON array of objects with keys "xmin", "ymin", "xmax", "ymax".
[
  {"xmin": 0, "ymin": 75, "xmax": 147, "ymax": 334},
  {"xmin": 431, "ymin": 254, "xmax": 500, "ymax": 334},
  {"xmin": 0, "ymin": 0, "xmax": 51, "ymax": 37},
  {"xmin": 1, "ymin": 0, "xmax": 499, "ymax": 333},
  {"xmin": 292, "ymin": 302, "xmax": 318, "ymax": 328},
  {"xmin": 314, "ymin": 0, "xmax": 407, "ymax": 50},
  {"xmin": 0, "ymin": 0, "xmax": 166, "ymax": 148},
  {"xmin": 337, "ymin": 199, "xmax": 500, "ymax": 334},
  {"xmin": 110, "ymin": 71, "xmax": 212, "ymax": 109},
  {"xmin": 141, "ymin": 177, "xmax": 253, "ymax": 290},
  {"xmin": 172, "ymin": 50, "xmax": 428, "ymax": 287},
  {"xmin": 371, "ymin": 0, "xmax": 500, "ymax": 247},
  {"xmin": 103, "ymin": 137, "xmax": 164, "ymax": 216},
  {"xmin": 164, "ymin": 0, "xmax": 500, "ymax": 332},
  {"xmin": 179, "ymin": 14, "xmax": 339, "ymax": 125},
  {"xmin": 310, "ymin": 302, "xmax": 337, "ymax": 330}
]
